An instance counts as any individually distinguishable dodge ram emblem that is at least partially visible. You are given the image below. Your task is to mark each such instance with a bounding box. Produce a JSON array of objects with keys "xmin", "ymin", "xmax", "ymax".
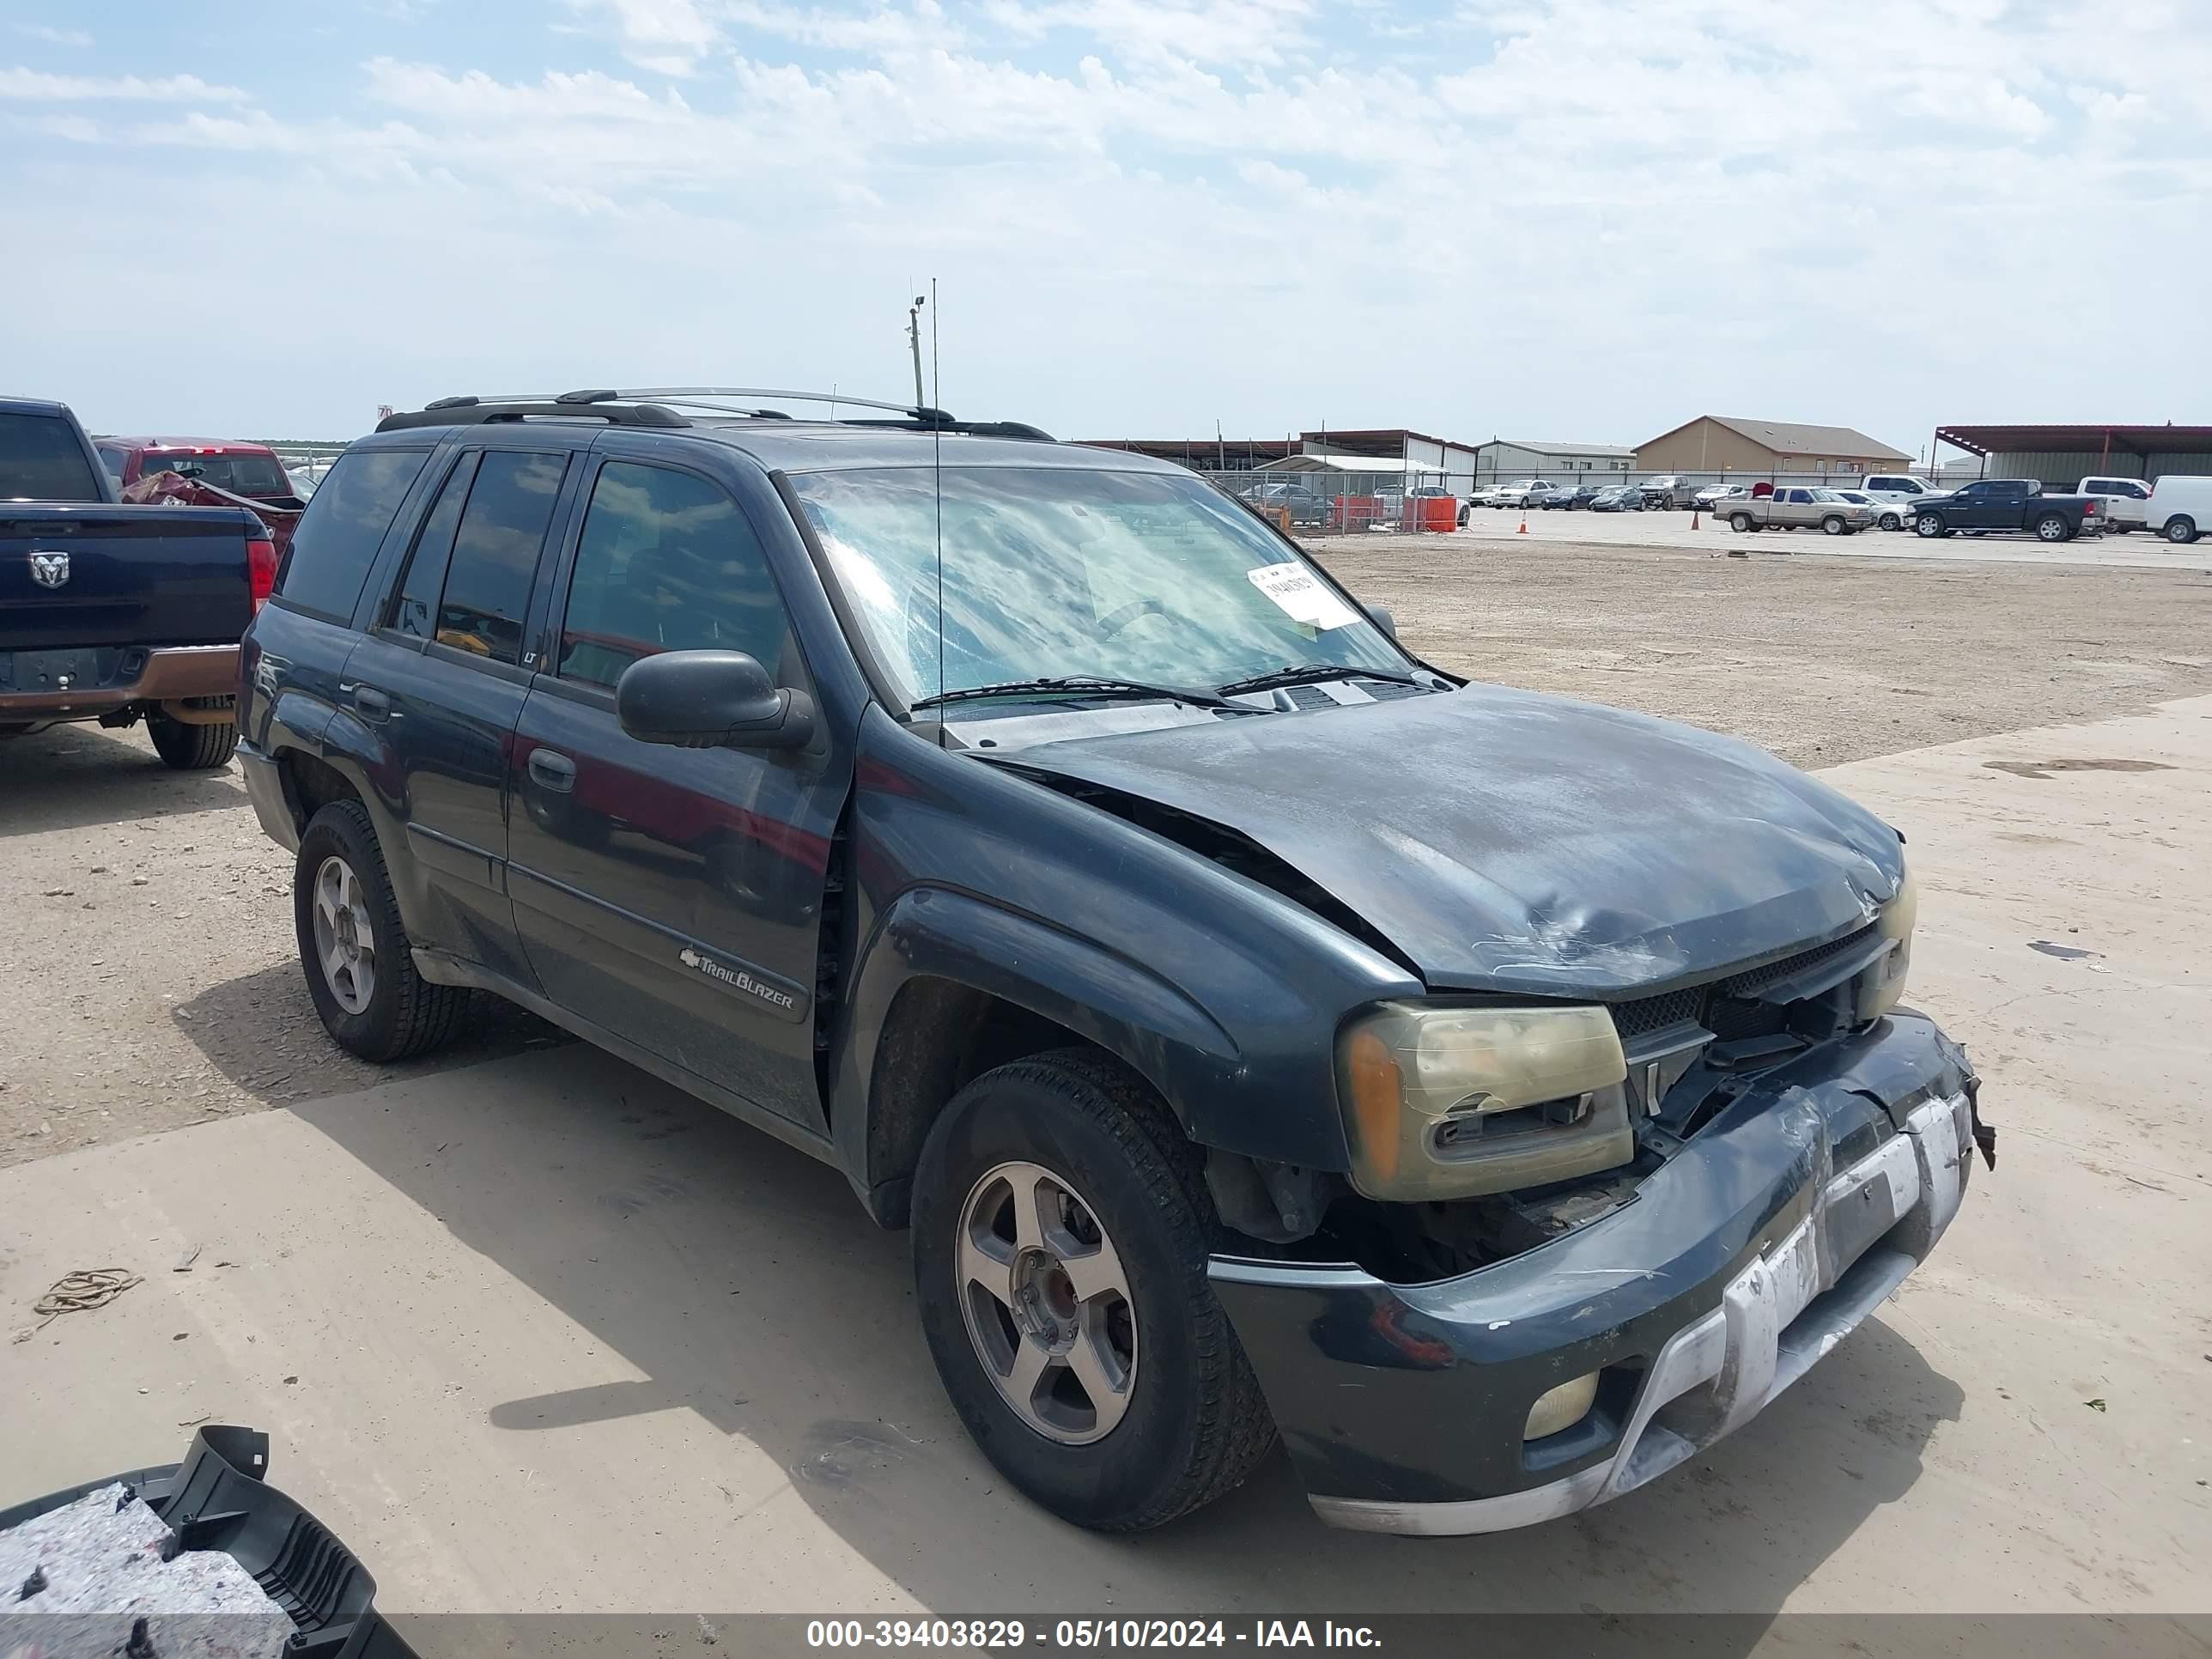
[{"xmin": 28, "ymin": 550, "xmax": 70, "ymax": 589}]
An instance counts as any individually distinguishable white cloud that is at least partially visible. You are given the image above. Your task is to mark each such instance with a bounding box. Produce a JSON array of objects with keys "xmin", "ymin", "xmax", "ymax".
[
  {"xmin": 572, "ymin": 0, "xmax": 726, "ymax": 75},
  {"xmin": 6, "ymin": 0, "xmax": 2207, "ymax": 444},
  {"xmin": 0, "ymin": 68, "xmax": 249, "ymax": 102},
  {"xmin": 14, "ymin": 23, "xmax": 94, "ymax": 47}
]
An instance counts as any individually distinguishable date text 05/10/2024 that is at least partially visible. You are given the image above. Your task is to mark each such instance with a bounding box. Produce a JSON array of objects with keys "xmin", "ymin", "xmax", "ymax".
[{"xmin": 805, "ymin": 1620, "xmax": 1383, "ymax": 1649}]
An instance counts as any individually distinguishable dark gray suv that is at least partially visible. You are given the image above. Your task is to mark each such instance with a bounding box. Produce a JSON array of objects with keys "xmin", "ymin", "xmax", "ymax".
[{"xmin": 238, "ymin": 388, "xmax": 1989, "ymax": 1536}]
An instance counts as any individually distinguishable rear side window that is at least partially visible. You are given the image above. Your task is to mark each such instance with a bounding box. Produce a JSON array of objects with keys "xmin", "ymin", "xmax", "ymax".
[
  {"xmin": 558, "ymin": 461, "xmax": 787, "ymax": 690},
  {"xmin": 429, "ymin": 451, "xmax": 567, "ymax": 665},
  {"xmin": 276, "ymin": 447, "xmax": 431, "ymax": 620},
  {"xmin": 390, "ymin": 453, "xmax": 478, "ymax": 642},
  {"xmin": 0, "ymin": 411, "xmax": 102, "ymax": 501}
]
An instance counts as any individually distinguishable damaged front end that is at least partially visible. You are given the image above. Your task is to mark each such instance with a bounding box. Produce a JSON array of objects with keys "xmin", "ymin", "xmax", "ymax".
[{"xmin": 1208, "ymin": 1011, "xmax": 1990, "ymax": 1533}]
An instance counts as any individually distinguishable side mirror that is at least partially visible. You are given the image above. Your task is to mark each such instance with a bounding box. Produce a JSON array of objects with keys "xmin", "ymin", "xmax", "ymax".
[
  {"xmin": 1365, "ymin": 604, "xmax": 1398, "ymax": 641},
  {"xmin": 616, "ymin": 650, "xmax": 816, "ymax": 750}
]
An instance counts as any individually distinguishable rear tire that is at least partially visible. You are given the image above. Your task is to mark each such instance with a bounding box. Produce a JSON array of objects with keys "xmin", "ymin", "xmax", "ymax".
[
  {"xmin": 2165, "ymin": 516, "xmax": 2198, "ymax": 544},
  {"xmin": 912, "ymin": 1049, "xmax": 1276, "ymax": 1532},
  {"xmin": 148, "ymin": 707, "xmax": 238, "ymax": 770},
  {"xmin": 2034, "ymin": 514, "xmax": 2069, "ymax": 543},
  {"xmin": 1730, "ymin": 513, "xmax": 1753, "ymax": 533},
  {"xmin": 295, "ymin": 800, "xmax": 467, "ymax": 1062}
]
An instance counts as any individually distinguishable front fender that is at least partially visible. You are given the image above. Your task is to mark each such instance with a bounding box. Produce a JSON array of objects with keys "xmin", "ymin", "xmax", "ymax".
[{"xmin": 830, "ymin": 884, "xmax": 1244, "ymax": 1197}]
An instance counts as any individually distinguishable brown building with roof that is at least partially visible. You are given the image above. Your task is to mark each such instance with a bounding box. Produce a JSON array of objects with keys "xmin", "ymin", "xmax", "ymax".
[{"xmin": 1634, "ymin": 416, "xmax": 1911, "ymax": 478}]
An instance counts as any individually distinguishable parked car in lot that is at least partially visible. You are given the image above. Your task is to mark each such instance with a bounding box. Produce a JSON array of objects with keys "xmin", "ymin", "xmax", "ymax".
[
  {"xmin": 1722, "ymin": 487, "xmax": 1875, "ymax": 536},
  {"xmin": 1588, "ymin": 484, "xmax": 1643, "ymax": 511},
  {"xmin": 1490, "ymin": 478, "xmax": 1558, "ymax": 510},
  {"xmin": 102, "ymin": 435, "xmax": 312, "ymax": 564},
  {"xmin": 1543, "ymin": 482, "xmax": 1603, "ymax": 509},
  {"xmin": 1692, "ymin": 482, "xmax": 1750, "ymax": 513},
  {"xmin": 240, "ymin": 386, "xmax": 1987, "ymax": 1538},
  {"xmin": 2065, "ymin": 476, "xmax": 2151, "ymax": 532},
  {"xmin": 1238, "ymin": 481, "xmax": 1335, "ymax": 528},
  {"xmin": 1910, "ymin": 479, "xmax": 2102, "ymax": 543},
  {"xmin": 1859, "ymin": 474, "xmax": 1946, "ymax": 523},
  {"xmin": 1828, "ymin": 489, "xmax": 1903, "ymax": 528},
  {"xmin": 1, "ymin": 395, "xmax": 271, "ymax": 767},
  {"xmin": 1639, "ymin": 474, "xmax": 1696, "ymax": 509},
  {"xmin": 2146, "ymin": 475, "xmax": 2211, "ymax": 544}
]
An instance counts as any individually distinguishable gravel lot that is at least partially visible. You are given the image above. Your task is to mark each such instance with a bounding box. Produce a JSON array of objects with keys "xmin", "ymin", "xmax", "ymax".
[{"xmin": 4, "ymin": 539, "xmax": 2210, "ymax": 1164}]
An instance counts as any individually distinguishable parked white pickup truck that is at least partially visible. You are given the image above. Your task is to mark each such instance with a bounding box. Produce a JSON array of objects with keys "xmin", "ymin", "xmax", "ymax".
[{"xmin": 2066, "ymin": 476, "xmax": 2152, "ymax": 531}]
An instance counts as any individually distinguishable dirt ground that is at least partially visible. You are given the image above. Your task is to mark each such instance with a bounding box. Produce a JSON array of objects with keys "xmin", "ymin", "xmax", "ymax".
[
  {"xmin": 3, "ymin": 538, "xmax": 2210, "ymax": 1165},
  {"xmin": 1321, "ymin": 538, "xmax": 2212, "ymax": 766}
]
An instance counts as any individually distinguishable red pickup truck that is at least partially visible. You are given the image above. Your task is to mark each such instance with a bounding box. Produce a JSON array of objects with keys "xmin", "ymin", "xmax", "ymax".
[{"xmin": 97, "ymin": 434, "xmax": 309, "ymax": 563}]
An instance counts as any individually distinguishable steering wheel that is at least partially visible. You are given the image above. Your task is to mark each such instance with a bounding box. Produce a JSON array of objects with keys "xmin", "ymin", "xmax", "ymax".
[{"xmin": 1094, "ymin": 598, "xmax": 1170, "ymax": 639}]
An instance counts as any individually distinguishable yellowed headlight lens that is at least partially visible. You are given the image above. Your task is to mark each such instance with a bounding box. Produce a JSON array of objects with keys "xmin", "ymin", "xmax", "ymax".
[{"xmin": 1857, "ymin": 866, "xmax": 1917, "ymax": 1022}]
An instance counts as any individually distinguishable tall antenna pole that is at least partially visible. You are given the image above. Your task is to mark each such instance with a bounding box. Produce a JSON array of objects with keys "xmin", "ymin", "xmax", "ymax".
[{"xmin": 908, "ymin": 294, "xmax": 928, "ymax": 410}]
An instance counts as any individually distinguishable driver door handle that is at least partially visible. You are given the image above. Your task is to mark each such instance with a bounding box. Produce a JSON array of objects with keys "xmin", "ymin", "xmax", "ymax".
[{"xmin": 528, "ymin": 748, "xmax": 576, "ymax": 793}]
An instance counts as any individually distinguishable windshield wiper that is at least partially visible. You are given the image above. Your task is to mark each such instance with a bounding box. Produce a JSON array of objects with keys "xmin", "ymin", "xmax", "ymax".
[
  {"xmin": 1215, "ymin": 664, "xmax": 1425, "ymax": 697},
  {"xmin": 909, "ymin": 675, "xmax": 1242, "ymax": 713}
]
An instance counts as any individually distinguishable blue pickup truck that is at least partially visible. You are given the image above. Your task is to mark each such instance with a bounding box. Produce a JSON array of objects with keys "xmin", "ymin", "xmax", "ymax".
[{"xmin": 1, "ymin": 395, "xmax": 272, "ymax": 768}]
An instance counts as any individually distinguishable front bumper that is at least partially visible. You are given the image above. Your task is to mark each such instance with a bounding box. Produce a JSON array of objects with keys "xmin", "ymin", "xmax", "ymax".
[{"xmin": 1209, "ymin": 1012, "xmax": 1979, "ymax": 1534}]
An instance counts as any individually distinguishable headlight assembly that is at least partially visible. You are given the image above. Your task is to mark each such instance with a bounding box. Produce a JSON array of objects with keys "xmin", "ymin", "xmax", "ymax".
[
  {"xmin": 1856, "ymin": 866, "xmax": 1918, "ymax": 1023},
  {"xmin": 1336, "ymin": 1002, "xmax": 1634, "ymax": 1200}
]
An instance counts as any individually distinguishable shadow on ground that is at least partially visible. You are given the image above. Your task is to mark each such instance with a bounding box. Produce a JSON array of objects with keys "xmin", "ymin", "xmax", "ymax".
[
  {"xmin": 291, "ymin": 1042, "xmax": 1965, "ymax": 1628},
  {"xmin": 176, "ymin": 963, "xmax": 569, "ymax": 1108},
  {"xmin": 0, "ymin": 726, "xmax": 247, "ymax": 840}
]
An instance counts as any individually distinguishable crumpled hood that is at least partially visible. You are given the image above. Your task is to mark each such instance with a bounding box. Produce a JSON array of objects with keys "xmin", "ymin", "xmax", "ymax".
[{"xmin": 1010, "ymin": 684, "xmax": 1905, "ymax": 996}]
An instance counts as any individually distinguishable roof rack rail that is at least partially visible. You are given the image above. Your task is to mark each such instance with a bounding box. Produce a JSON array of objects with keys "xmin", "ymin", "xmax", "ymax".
[
  {"xmin": 374, "ymin": 387, "xmax": 1054, "ymax": 441},
  {"xmin": 376, "ymin": 395, "xmax": 688, "ymax": 433}
]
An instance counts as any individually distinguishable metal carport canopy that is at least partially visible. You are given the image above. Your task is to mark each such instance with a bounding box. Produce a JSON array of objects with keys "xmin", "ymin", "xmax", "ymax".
[{"xmin": 1936, "ymin": 422, "xmax": 2212, "ymax": 459}]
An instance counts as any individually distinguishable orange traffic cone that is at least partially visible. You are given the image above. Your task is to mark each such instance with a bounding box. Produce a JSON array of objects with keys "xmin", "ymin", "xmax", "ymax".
[
  {"xmin": 1517, "ymin": 514, "xmax": 1528, "ymax": 533},
  {"xmin": 1691, "ymin": 507, "xmax": 1701, "ymax": 529}
]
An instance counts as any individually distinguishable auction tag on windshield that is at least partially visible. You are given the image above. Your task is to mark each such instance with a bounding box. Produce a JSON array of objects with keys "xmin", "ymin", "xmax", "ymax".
[{"xmin": 1246, "ymin": 562, "xmax": 1361, "ymax": 630}]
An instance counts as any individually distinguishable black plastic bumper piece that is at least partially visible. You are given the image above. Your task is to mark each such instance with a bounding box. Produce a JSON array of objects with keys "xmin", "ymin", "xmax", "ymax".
[
  {"xmin": 0, "ymin": 1425, "xmax": 415, "ymax": 1657},
  {"xmin": 1209, "ymin": 1012, "xmax": 1979, "ymax": 1531}
]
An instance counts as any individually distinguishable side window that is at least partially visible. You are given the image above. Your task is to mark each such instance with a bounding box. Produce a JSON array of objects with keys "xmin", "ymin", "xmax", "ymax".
[
  {"xmin": 390, "ymin": 453, "xmax": 479, "ymax": 642},
  {"xmin": 2124, "ymin": 481, "xmax": 2150, "ymax": 498},
  {"xmin": 275, "ymin": 447, "xmax": 432, "ymax": 621},
  {"xmin": 96, "ymin": 445, "xmax": 127, "ymax": 486},
  {"xmin": 431, "ymin": 451, "xmax": 567, "ymax": 665},
  {"xmin": 1784, "ymin": 489, "xmax": 1811, "ymax": 504},
  {"xmin": 558, "ymin": 461, "xmax": 787, "ymax": 690}
]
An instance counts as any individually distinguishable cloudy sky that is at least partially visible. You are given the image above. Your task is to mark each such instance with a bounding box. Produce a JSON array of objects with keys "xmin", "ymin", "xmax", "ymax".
[{"xmin": 4, "ymin": 0, "xmax": 2205, "ymax": 453}]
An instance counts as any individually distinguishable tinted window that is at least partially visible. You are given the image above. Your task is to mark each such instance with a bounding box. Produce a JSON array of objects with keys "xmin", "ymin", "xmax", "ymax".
[
  {"xmin": 96, "ymin": 445, "xmax": 126, "ymax": 485},
  {"xmin": 559, "ymin": 462, "xmax": 787, "ymax": 690},
  {"xmin": 276, "ymin": 447, "xmax": 431, "ymax": 619},
  {"xmin": 431, "ymin": 451, "xmax": 565, "ymax": 665},
  {"xmin": 1784, "ymin": 489, "xmax": 1812, "ymax": 503},
  {"xmin": 135, "ymin": 452, "xmax": 292, "ymax": 497},
  {"xmin": 0, "ymin": 411, "xmax": 102, "ymax": 501},
  {"xmin": 390, "ymin": 453, "xmax": 478, "ymax": 642}
]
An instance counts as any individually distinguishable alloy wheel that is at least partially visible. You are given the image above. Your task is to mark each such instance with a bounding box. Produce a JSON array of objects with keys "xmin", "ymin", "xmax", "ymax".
[
  {"xmin": 311, "ymin": 854, "xmax": 378, "ymax": 1015},
  {"xmin": 957, "ymin": 1160, "xmax": 1137, "ymax": 1445}
]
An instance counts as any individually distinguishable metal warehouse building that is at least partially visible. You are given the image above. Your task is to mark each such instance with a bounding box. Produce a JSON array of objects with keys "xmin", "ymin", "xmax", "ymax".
[
  {"xmin": 1931, "ymin": 423, "xmax": 2212, "ymax": 488},
  {"xmin": 1078, "ymin": 428, "xmax": 1484, "ymax": 492},
  {"xmin": 1470, "ymin": 440, "xmax": 1636, "ymax": 482},
  {"xmin": 1635, "ymin": 416, "xmax": 1911, "ymax": 479}
]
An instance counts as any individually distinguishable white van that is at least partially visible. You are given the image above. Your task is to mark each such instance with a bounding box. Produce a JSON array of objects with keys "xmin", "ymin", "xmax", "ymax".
[{"xmin": 2146, "ymin": 477, "xmax": 2212, "ymax": 544}]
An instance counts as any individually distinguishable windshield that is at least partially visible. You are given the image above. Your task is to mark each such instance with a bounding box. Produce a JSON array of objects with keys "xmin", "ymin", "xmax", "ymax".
[
  {"xmin": 788, "ymin": 466, "xmax": 1410, "ymax": 708},
  {"xmin": 137, "ymin": 452, "xmax": 292, "ymax": 496}
]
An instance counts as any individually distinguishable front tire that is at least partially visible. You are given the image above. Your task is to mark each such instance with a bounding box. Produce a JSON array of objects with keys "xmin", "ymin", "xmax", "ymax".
[
  {"xmin": 1879, "ymin": 511, "xmax": 1901, "ymax": 531},
  {"xmin": 294, "ymin": 800, "xmax": 467, "ymax": 1061},
  {"xmin": 1915, "ymin": 513, "xmax": 1948, "ymax": 538},
  {"xmin": 1821, "ymin": 515, "xmax": 1847, "ymax": 536},
  {"xmin": 912, "ymin": 1050, "xmax": 1276, "ymax": 1532},
  {"xmin": 148, "ymin": 706, "xmax": 238, "ymax": 770}
]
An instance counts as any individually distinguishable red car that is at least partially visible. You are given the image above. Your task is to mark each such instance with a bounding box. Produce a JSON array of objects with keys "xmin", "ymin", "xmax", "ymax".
[{"xmin": 96, "ymin": 435, "xmax": 308, "ymax": 562}]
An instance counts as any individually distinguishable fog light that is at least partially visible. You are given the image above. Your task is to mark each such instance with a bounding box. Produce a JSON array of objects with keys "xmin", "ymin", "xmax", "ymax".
[{"xmin": 1524, "ymin": 1370, "xmax": 1601, "ymax": 1440}]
